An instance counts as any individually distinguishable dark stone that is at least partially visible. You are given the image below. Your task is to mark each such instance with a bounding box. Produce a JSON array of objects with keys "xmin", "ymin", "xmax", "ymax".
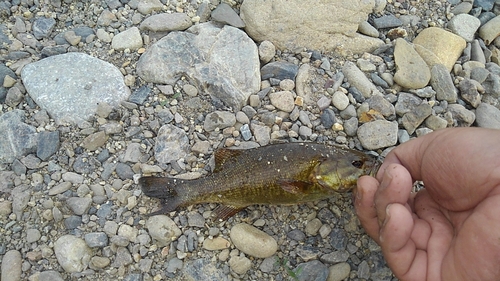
[
  {"xmin": 329, "ymin": 228, "xmax": 347, "ymax": 250},
  {"xmin": 348, "ymin": 86, "xmax": 365, "ymax": 103},
  {"xmin": 478, "ymin": 11, "xmax": 497, "ymax": 26},
  {"xmin": 0, "ymin": 110, "xmax": 37, "ymax": 164},
  {"xmin": 371, "ymin": 72, "xmax": 389, "ymax": 88},
  {"xmin": 320, "ymin": 109, "xmax": 336, "ymax": 128},
  {"xmin": 96, "ymin": 202, "xmax": 112, "ymax": 219},
  {"xmin": 372, "ymin": 14, "xmax": 403, "ymax": 29},
  {"xmin": 11, "ymin": 159, "xmax": 27, "ymax": 176},
  {"xmin": 116, "ymin": 162, "xmax": 134, "ymax": 180},
  {"xmin": 41, "ymin": 45, "xmax": 69, "ymax": 57},
  {"xmin": 473, "ymin": 0, "xmax": 495, "ymax": 11},
  {"xmin": 84, "ymin": 232, "xmax": 109, "ymax": 248},
  {"xmin": 295, "ymin": 260, "xmax": 329, "ymax": 281},
  {"xmin": 5, "ymin": 51, "xmax": 31, "ymax": 60},
  {"xmin": 287, "ymin": 229, "xmax": 306, "ymax": 242},
  {"xmin": 260, "ymin": 61, "xmax": 299, "ymax": 80},
  {"xmin": 129, "ymin": 86, "xmax": 151, "ymax": 105},
  {"xmin": 33, "ymin": 17, "xmax": 56, "ymax": 39},
  {"xmin": 64, "ymin": 215, "xmax": 82, "ymax": 229},
  {"xmin": 37, "ymin": 131, "xmax": 60, "ymax": 161},
  {"xmin": 97, "ymin": 149, "xmax": 110, "ymax": 162},
  {"xmin": 73, "ymin": 153, "xmax": 101, "ymax": 174},
  {"xmin": 183, "ymin": 258, "xmax": 228, "ymax": 281}
]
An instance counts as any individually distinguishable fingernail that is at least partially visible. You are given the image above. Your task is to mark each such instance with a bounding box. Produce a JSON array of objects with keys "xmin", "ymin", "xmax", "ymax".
[
  {"xmin": 382, "ymin": 204, "xmax": 392, "ymax": 227},
  {"xmin": 379, "ymin": 168, "xmax": 393, "ymax": 190}
]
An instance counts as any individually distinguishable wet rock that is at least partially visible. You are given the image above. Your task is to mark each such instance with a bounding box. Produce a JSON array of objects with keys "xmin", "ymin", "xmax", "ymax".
[
  {"xmin": 154, "ymin": 124, "xmax": 190, "ymax": 164},
  {"xmin": 0, "ymin": 110, "xmax": 37, "ymax": 164},
  {"xmin": 146, "ymin": 215, "xmax": 182, "ymax": 247},
  {"xmin": 211, "ymin": 3, "xmax": 245, "ymax": 28},
  {"xmin": 430, "ymin": 64, "xmax": 457, "ymax": 102},
  {"xmin": 393, "ymin": 38, "xmax": 430, "ymax": 89},
  {"xmin": 54, "ymin": 235, "xmax": 92, "ymax": 273},
  {"xmin": 21, "ymin": 53, "xmax": 130, "ymax": 124},
  {"xmin": 230, "ymin": 223, "xmax": 278, "ymax": 258},
  {"xmin": 357, "ymin": 120, "xmax": 398, "ymax": 150},
  {"xmin": 140, "ymin": 13, "xmax": 192, "ymax": 32},
  {"xmin": 475, "ymin": 103, "xmax": 500, "ymax": 129},
  {"xmin": 240, "ymin": 0, "xmax": 384, "ymax": 54},
  {"xmin": 137, "ymin": 23, "xmax": 260, "ymax": 110}
]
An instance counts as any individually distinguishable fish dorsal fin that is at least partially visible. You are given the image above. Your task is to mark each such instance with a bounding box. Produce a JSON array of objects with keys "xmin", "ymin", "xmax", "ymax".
[
  {"xmin": 212, "ymin": 204, "xmax": 245, "ymax": 221},
  {"xmin": 214, "ymin": 148, "xmax": 244, "ymax": 172},
  {"xmin": 278, "ymin": 179, "xmax": 313, "ymax": 194}
]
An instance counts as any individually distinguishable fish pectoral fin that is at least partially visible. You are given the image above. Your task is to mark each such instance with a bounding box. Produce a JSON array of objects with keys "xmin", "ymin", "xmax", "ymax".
[
  {"xmin": 213, "ymin": 148, "xmax": 243, "ymax": 172},
  {"xmin": 212, "ymin": 205, "xmax": 246, "ymax": 221},
  {"xmin": 278, "ymin": 179, "xmax": 313, "ymax": 194}
]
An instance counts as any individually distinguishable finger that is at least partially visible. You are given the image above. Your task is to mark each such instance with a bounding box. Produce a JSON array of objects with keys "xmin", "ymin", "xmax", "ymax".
[
  {"xmin": 354, "ymin": 175, "xmax": 381, "ymax": 242},
  {"xmin": 374, "ymin": 163, "xmax": 414, "ymax": 225},
  {"xmin": 380, "ymin": 203, "xmax": 428, "ymax": 281}
]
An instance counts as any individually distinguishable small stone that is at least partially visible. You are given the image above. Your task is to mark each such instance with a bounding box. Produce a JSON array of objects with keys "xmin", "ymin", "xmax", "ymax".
[
  {"xmin": 373, "ymin": 14, "xmax": 403, "ymax": 29},
  {"xmin": 279, "ymin": 79, "xmax": 295, "ymax": 91},
  {"xmin": 305, "ymin": 218, "xmax": 322, "ymax": 236},
  {"xmin": 451, "ymin": 1, "xmax": 473, "ymax": 14},
  {"xmin": 26, "ymin": 228, "xmax": 41, "ymax": 243},
  {"xmin": 54, "ymin": 235, "xmax": 92, "ymax": 273},
  {"xmin": 187, "ymin": 211, "xmax": 205, "ymax": 227},
  {"xmin": 211, "ymin": 3, "xmax": 245, "ymax": 28},
  {"xmin": 230, "ymin": 223, "xmax": 278, "ymax": 258},
  {"xmin": 63, "ymin": 30, "xmax": 81, "ymax": 46},
  {"xmin": 447, "ymin": 104, "xmax": 476, "ymax": 126},
  {"xmin": 146, "ymin": 215, "xmax": 182, "ymax": 247},
  {"xmin": 84, "ymin": 232, "xmax": 109, "ymax": 248},
  {"xmin": 317, "ymin": 96, "xmax": 332, "ymax": 110},
  {"xmin": 482, "ymin": 73, "xmax": 500, "ymax": 97},
  {"xmin": 395, "ymin": 92, "xmax": 422, "ymax": 116},
  {"xmin": 258, "ymin": 41, "xmax": 275, "ymax": 63},
  {"xmin": 229, "ymin": 256, "xmax": 252, "ymax": 275},
  {"xmin": 357, "ymin": 120, "xmax": 398, "ymax": 150},
  {"xmin": 342, "ymin": 61, "xmax": 381, "ymax": 98},
  {"xmin": 331, "ymin": 91, "xmax": 349, "ymax": 110},
  {"xmin": 321, "ymin": 109, "xmax": 336, "ymax": 129},
  {"xmin": 261, "ymin": 61, "xmax": 299, "ymax": 80},
  {"xmin": 393, "ymin": 38, "xmax": 431, "ymax": 89},
  {"xmin": 344, "ymin": 117, "xmax": 358, "ymax": 137},
  {"xmin": 29, "ymin": 271, "xmax": 64, "ymax": 281},
  {"xmin": 80, "ymin": 131, "xmax": 107, "ymax": 151},
  {"xmin": 295, "ymin": 260, "xmax": 329, "ymax": 281},
  {"xmin": 328, "ymin": 262, "xmax": 351, "ymax": 281},
  {"xmin": 479, "ymin": 15, "xmax": 500, "ymax": 45},
  {"xmin": 139, "ymin": 13, "xmax": 192, "ymax": 32},
  {"xmin": 37, "ymin": 131, "xmax": 60, "ymax": 161},
  {"xmin": 358, "ymin": 21, "xmax": 379, "ymax": 37},
  {"xmin": 1, "ymin": 250, "xmax": 21, "ymax": 281},
  {"xmin": 90, "ymin": 256, "xmax": 111, "ymax": 269},
  {"xmin": 251, "ymin": 123, "xmax": 271, "ymax": 146},
  {"xmin": 430, "ymin": 64, "xmax": 457, "ymax": 102},
  {"xmin": 269, "ymin": 91, "xmax": 295, "ymax": 112},
  {"xmin": 240, "ymin": 124, "xmax": 252, "ymax": 140},
  {"xmin": 203, "ymin": 237, "xmax": 230, "ymax": 250},
  {"xmin": 183, "ymin": 84, "xmax": 198, "ymax": 97},
  {"xmin": 154, "ymin": 124, "xmax": 190, "ymax": 164},
  {"xmin": 129, "ymin": 85, "xmax": 151, "ymax": 105},
  {"xmin": 48, "ymin": 182, "xmax": 72, "ymax": 195},
  {"xmin": 112, "ymin": 27, "xmax": 142, "ymax": 51},
  {"xmin": 66, "ymin": 197, "xmax": 92, "ymax": 215},
  {"xmin": 459, "ymin": 78, "xmax": 482, "ymax": 108},
  {"xmin": 33, "ymin": 17, "xmax": 56, "ymax": 39},
  {"xmin": 475, "ymin": 103, "xmax": 500, "ymax": 129},
  {"xmin": 425, "ymin": 115, "xmax": 448, "ymax": 131},
  {"xmin": 204, "ymin": 111, "xmax": 237, "ymax": 131},
  {"xmin": 402, "ymin": 102, "xmax": 432, "ymax": 134},
  {"xmin": 137, "ymin": 0, "xmax": 163, "ymax": 15},
  {"xmin": 367, "ymin": 95, "xmax": 395, "ymax": 117},
  {"xmin": 447, "ymin": 14, "xmax": 481, "ymax": 42}
]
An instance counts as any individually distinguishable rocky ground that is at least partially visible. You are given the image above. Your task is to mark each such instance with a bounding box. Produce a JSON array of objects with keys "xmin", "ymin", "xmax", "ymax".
[{"xmin": 0, "ymin": 0, "xmax": 500, "ymax": 281}]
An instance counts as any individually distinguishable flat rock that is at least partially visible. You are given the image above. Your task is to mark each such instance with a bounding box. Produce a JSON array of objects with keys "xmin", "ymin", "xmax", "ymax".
[
  {"xmin": 21, "ymin": 53, "xmax": 130, "ymax": 125},
  {"xmin": 402, "ymin": 102, "xmax": 432, "ymax": 134},
  {"xmin": 269, "ymin": 91, "xmax": 295, "ymax": 112},
  {"xmin": 430, "ymin": 64, "xmax": 457, "ymax": 102},
  {"xmin": 137, "ymin": 23, "xmax": 260, "ymax": 110},
  {"xmin": 413, "ymin": 27, "xmax": 466, "ymax": 72},
  {"xmin": 459, "ymin": 78, "xmax": 482, "ymax": 107},
  {"xmin": 261, "ymin": 61, "xmax": 299, "ymax": 81},
  {"xmin": 447, "ymin": 104, "xmax": 476, "ymax": 126},
  {"xmin": 154, "ymin": 124, "xmax": 190, "ymax": 164},
  {"xmin": 479, "ymin": 15, "xmax": 500, "ymax": 45},
  {"xmin": 357, "ymin": 120, "xmax": 398, "ymax": 150},
  {"xmin": 447, "ymin": 14, "xmax": 481, "ymax": 42},
  {"xmin": 1, "ymin": 250, "xmax": 21, "ymax": 281},
  {"xmin": 204, "ymin": 111, "xmax": 236, "ymax": 131},
  {"xmin": 37, "ymin": 131, "xmax": 60, "ymax": 161},
  {"xmin": 146, "ymin": 215, "xmax": 182, "ymax": 247},
  {"xmin": 111, "ymin": 26, "xmax": 142, "ymax": 51},
  {"xmin": 230, "ymin": 223, "xmax": 278, "ymax": 258},
  {"xmin": 0, "ymin": 110, "xmax": 37, "ymax": 164},
  {"xmin": 393, "ymin": 38, "xmax": 431, "ymax": 89},
  {"xmin": 54, "ymin": 235, "xmax": 92, "ymax": 273},
  {"xmin": 140, "ymin": 13, "xmax": 192, "ymax": 32},
  {"xmin": 475, "ymin": 103, "xmax": 500, "ymax": 129},
  {"xmin": 240, "ymin": 0, "xmax": 384, "ymax": 54}
]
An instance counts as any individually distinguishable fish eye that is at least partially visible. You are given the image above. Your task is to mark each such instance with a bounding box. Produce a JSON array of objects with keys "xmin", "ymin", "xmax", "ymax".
[{"xmin": 351, "ymin": 160, "xmax": 364, "ymax": 168}]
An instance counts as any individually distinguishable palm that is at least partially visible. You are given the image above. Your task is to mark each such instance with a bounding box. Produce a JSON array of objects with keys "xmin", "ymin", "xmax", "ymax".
[{"xmin": 355, "ymin": 128, "xmax": 500, "ymax": 281}]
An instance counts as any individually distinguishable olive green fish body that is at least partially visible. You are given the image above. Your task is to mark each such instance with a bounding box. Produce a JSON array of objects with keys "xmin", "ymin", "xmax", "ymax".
[{"xmin": 140, "ymin": 143, "xmax": 380, "ymax": 219}]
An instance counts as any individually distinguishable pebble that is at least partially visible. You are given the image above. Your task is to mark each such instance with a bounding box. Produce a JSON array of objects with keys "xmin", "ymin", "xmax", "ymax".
[
  {"xmin": 430, "ymin": 64, "xmax": 458, "ymax": 102},
  {"xmin": 146, "ymin": 215, "xmax": 181, "ymax": 247},
  {"xmin": 29, "ymin": 271, "xmax": 65, "ymax": 281},
  {"xmin": 211, "ymin": 3, "xmax": 246, "ymax": 28},
  {"xmin": 230, "ymin": 223, "xmax": 278, "ymax": 258},
  {"xmin": 320, "ymin": 109, "xmax": 336, "ymax": 129},
  {"xmin": 258, "ymin": 40, "xmax": 276, "ymax": 63},
  {"xmin": 261, "ymin": 61, "xmax": 300, "ymax": 80},
  {"xmin": 475, "ymin": 103, "xmax": 500, "ymax": 129},
  {"xmin": 203, "ymin": 237, "xmax": 230, "ymax": 250},
  {"xmin": 1, "ymin": 250, "xmax": 22, "ymax": 281},
  {"xmin": 331, "ymin": 91, "xmax": 350, "ymax": 110},
  {"xmin": 342, "ymin": 61, "xmax": 381, "ymax": 98},
  {"xmin": 327, "ymin": 262, "xmax": 351, "ymax": 281},
  {"xmin": 447, "ymin": 14, "xmax": 481, "ymax": 42},
  {"xmin": 154, "ymin": 124, "xmax": 190, "ymax": 164},
  {"xmin": 373, "ymin": 14, "xmax": 403, "ymax": 29},
  {"xmin": 402, "ymin": 102, "xmax": 432, "ymax": 134},
  {"xmin": 84, "ymin": 232, "xmax": 109, "ymax": 248},
  {"xmin": 295, "ymin": 260, "xmax": 329, "ymax": 281},
  {"xmin": 139, "ymin": 13, "xmax": 192, "ymax": 32},
  {"xmin": 229, "ymin": 255, "xmax": 252, "ymax": 275},
  {"xmin": 358, "ymin": 21, "xmax": 379, "ymax": 37},
  {"xmin": 479, "ymin": 15, "xmax": 500, "ymax": 45},
  {"xmin": 459, "ymin": 78, "xmax": 482, "ymax": 107},
  {"xmin": 0, "ymin": 110, "xmax": 37, "ymax": 164},
  {"xmin": 269, "ymin": 91, "xmax": 295, "ymax": 112},
  {"xmin": 357, "ymin": 120, "xmax": 398, "ymax": 150},
  {"xmin": 54, "ymin": 235, "xmax": 92, "ymax": 273},
  {"xmin": 393, "ymin": 38, "xmax": 431, "ymax": 89},
  {"xmin": 447, "ymin": 104, "xmax": 476, "ymax": 126}
]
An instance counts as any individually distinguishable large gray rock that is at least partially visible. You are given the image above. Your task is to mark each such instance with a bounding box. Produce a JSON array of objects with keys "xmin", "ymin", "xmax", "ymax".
[
  {"xmin": 137, "ymin": 22, "xmax": 260, "ymax": 110},
  {"xmin": 240, "ymin": 0, "xmax": 384, "ymax": 54},
  {"xmin": 21, "ymin": 52, "xmax": 130, "ymax": 125},
  {"xmin": 0, "ymin": 110, "xmax": 37, "ymax": 164}
]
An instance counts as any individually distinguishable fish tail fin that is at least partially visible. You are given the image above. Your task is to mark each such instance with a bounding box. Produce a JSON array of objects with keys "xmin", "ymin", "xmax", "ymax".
[{"xmin": 139, "ymin": 176, "xmax": 186, "ymax": 214}]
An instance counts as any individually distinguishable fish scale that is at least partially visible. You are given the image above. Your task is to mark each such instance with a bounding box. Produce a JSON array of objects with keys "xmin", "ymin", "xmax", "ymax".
[{"xmin": 140, "ymin": 142, "xmax": 380, "ymax": 219}]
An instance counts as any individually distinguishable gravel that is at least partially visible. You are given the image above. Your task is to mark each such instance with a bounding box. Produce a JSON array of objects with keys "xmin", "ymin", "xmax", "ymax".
[{"xmin": 0, "ymin": 0, "xmax": 499, "ymax": 280}]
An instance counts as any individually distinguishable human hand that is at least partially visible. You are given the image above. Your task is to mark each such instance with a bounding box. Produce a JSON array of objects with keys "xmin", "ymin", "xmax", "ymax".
[{"xmin": 354, "ymin": 127, "xmax": 500, "ymax": 281}]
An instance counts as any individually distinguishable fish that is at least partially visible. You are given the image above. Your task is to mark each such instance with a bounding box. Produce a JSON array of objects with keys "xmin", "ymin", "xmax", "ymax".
[{"xmin": 140, "ymin": 142, "xmax": 380, "ymax": 220}]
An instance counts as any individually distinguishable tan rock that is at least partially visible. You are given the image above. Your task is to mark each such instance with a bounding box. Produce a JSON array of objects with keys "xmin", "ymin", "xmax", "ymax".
[
  {"xmin": 80, "ymin": 131, "xmax": 108, "ymax": 151},
  {"xmin": 393, "ymin": 38, "xmax": 431, "ymax": 89},
  {"xmin": 479, "ymin": 15, "xmax": 500, "ymax": 45},
  {"xmin": 413, "ymin": 27, "xmax": 466, "ymax": 72},
  {"xmin": 230, "ymin": 223, "xmax": 277, "ymax": 258},
  {"xmin": 240, "ymin": 0, "xmax": 384, "ymax": 54}
]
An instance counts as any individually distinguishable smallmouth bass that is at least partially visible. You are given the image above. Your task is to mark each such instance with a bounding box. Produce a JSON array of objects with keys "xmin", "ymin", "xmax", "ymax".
[{"xmin": 140, "ymin": 142, "xmax": 380, "ymax": 219}]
